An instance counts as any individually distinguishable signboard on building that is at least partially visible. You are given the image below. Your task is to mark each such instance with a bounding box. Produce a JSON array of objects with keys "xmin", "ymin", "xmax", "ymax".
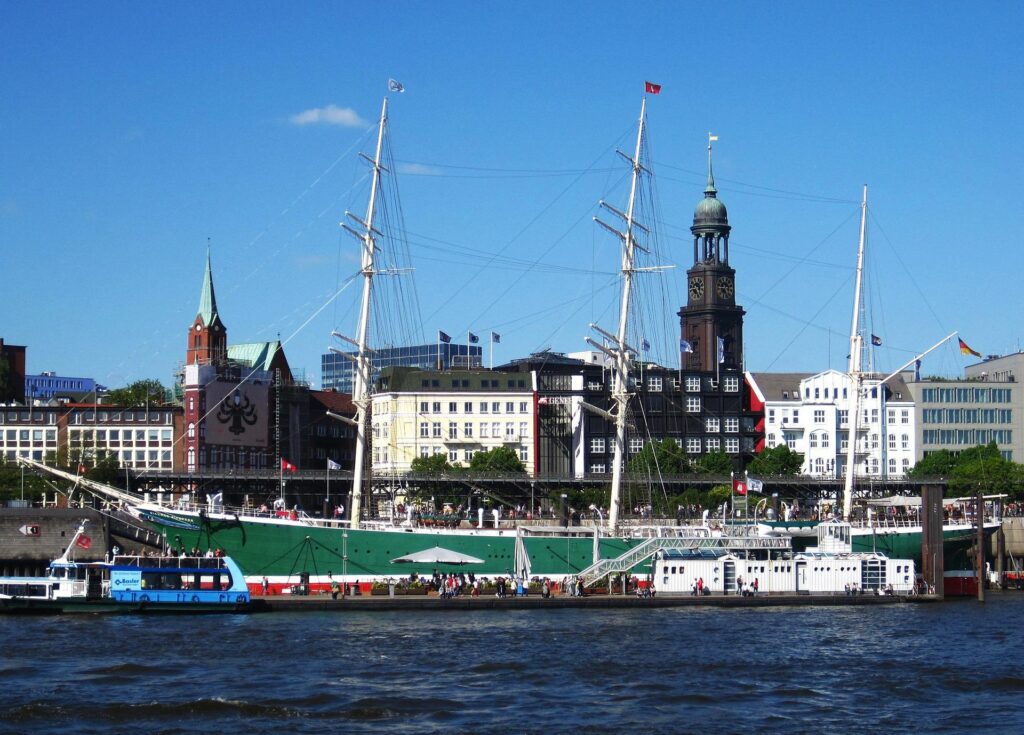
[{"xmin": 205, "ymin": 381, "xmax": 269, "ymax": 447}]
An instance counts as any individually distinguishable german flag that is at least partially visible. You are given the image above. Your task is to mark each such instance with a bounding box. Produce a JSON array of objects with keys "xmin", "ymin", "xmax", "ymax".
[{"xmin": 959, "ymin": 338, "xmax": 981, "ymax": 358}]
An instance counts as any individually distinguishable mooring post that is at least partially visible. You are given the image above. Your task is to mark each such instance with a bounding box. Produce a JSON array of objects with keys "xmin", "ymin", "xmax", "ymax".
[
  {"xmin": 921, "ymin": 484, "xmax": 944, "ymax": 597},
  {"xmin": 976, "ymin": 491, "xmax": 985, "ymax": 603}
]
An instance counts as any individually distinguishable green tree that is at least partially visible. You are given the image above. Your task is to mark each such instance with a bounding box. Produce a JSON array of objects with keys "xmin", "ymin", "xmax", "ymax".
[
  {"xmin": 469, "ymin": 446, "xmax": 525, "ymax": 473},
  {"xmin": 745, "ymin": 445, "xmax": 804, "ymax": 477},
  {"xmin": 409, "ymin": 453, "xmax": 453, "ymax": 474},
  {"xmin": 104, "ymin": 379, "xmax": 169, "ymax": 406},
  {"xmin": 907, "ymin": 449, "xmax": 957, "ymax": 479},
  {"xmin": 694, "ymin": 450, "xmax": 733, "ymax": 475},
  {"xmin": 628, "ymin": 438, "xmax": 689, "ymax": 475},
  {"xmin": 948, "ymin": 443, "xmax": 1021, "ymax": 498}
]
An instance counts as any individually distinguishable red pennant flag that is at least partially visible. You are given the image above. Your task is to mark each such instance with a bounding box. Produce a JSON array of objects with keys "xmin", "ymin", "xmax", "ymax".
[
  {"xmin": 732, "ymin": 478, "xmax": 747, "ymax": 496},
  {"xmin": 281, "ymin": 458, "xmax": 298, "ymax": 473},
  {"xmin": 645, "ymin": 81, "xmax": 662, "ymax": 95},
  {"xmin": 75, "ymin": 534, "xmax": 92, "ymax": 550}
]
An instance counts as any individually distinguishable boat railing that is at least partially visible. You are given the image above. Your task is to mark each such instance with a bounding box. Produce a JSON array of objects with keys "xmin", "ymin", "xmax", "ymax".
[{"xmin": 113, "ymin": 555, "xmax": 229, "ymax": 571}]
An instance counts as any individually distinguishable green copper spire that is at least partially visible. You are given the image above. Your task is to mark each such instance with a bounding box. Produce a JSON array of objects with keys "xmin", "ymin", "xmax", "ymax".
[
  {"xmin": 197, "ymin": 246, "xmax": 219, "ymax": 326},
  {"xmin": 705, "ymin": 133, "xmax": 717, "ymax": 196}
]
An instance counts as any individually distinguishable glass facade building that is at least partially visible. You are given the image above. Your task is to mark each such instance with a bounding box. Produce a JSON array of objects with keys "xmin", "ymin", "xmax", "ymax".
[{"xmin": 322, "ymin": 343, "xmax": 483, "ymax": 393}]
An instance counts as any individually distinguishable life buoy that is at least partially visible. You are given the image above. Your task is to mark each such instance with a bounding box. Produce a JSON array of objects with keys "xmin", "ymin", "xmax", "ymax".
[{"xmin": 191, "ymin": 594, "xmax": 200, "ymax": 603}]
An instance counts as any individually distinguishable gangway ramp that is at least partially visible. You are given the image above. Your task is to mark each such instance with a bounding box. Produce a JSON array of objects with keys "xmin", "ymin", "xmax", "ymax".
[{"xmin": 577, "ymin": 533, "xmax": 791, "ymax": 587}]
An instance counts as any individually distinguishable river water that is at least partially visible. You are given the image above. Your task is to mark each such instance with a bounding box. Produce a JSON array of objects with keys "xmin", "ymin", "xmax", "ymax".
[{"xmin": 2, "ymin": 594, "xmax": 1022, "ymax": 734}]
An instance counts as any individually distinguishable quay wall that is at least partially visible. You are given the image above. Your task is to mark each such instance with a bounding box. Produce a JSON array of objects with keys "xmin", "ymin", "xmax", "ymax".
[{"xmin": 0, "ymin": 508, "xmax": 107, "ymax": 575}]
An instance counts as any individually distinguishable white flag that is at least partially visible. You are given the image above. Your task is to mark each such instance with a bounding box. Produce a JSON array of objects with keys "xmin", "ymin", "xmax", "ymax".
[
  {"xmin": 327, "ymin": 459, "xmax": 342, "ymax": 471},
  {"xmin": 747, "ymin": 477, "xmax": 764, "ymax": 493},
  {"xmin": 388, "ymin": 78, "xmax": 405, "ymax": 93}
]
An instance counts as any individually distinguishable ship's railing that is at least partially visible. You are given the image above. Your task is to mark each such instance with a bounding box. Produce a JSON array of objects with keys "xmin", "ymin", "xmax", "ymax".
[{"xmin": 113, "ymin": 556, "xmax": 229, "ymax": 571}]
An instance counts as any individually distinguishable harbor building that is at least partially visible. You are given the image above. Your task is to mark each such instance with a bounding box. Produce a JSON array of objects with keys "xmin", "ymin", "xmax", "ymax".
[
  {"xmin": 0, "ymin": 338, "xmax": 27, "ymax": 404},
  {"xmin": 25, "ymin": 372, "xmax": 104, "ymax": 403},
  {"xmin": 322, "ymin": 342, "xmax": 483, "ymax": 394},
  {"xmin": 370, "ymin": 367, "xmax": 535, "ymax": 474},
  {"xmin": 747, "ymin": 370, "xmax": 916, "ymax": 479},
  {"xmin": 903, "ymin": 355, "xmax": 1019, "ymax": 461},
  {"xmin": 0, "ymin": 402, "xmax": 182, "ymax": 473}
]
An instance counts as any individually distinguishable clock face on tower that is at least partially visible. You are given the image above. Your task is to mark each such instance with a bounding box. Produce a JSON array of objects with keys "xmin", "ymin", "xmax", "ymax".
[
  {"xmin": 716, "ymin": 276, "xmax": 734, "ymax": 298},
  {"xmin": 688, "ymin": 277, "xmax": 704, "ymax": 300}
]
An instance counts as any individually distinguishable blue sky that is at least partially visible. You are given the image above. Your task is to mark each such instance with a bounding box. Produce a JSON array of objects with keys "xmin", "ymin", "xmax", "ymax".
[{"xmin": 3, "ymin": 3, "xmax": 1022, "ymax": 390}]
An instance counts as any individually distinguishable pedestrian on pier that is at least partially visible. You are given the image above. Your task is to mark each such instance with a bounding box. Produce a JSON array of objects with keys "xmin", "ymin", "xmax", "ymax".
[{"xmin": 262, "ymin": 577, "xmax": 269, "ymax": 596}]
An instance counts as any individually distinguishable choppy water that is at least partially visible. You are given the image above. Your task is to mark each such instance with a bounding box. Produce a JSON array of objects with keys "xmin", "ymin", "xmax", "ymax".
[{"xmin": 2, "ymin": 594, "xmax": 1023, "ymax": 734}]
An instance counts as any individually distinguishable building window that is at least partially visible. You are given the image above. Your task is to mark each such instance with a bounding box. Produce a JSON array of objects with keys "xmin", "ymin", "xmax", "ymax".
[
  {"xmin": 449, "ymin": 402, "xmax": 458, "ymax": 413},
  {"xmin": 705, "ymin": 417, "xmax": 720, "ymax": 433},
  {"xmin": 480, "ymin": 402, "xmax": 488, "ymax": 414},
  {"xmin": 814, "ymin": 410, "xmax": 825, "ymax": 423},
  {"xmin": 519, "ymin": 446, "xmax": 529, "ymax": 462},
  {"xmin": 420, "ymin": 401, "xmax": 429, "ymax": 413},
  {"xmin": 821, "ymin": 434, "xmax": 830, "ymax": 448},
  {"xmin": 839, "ymin": 410, "xmax": 848, "ymax": 425},
  {"xmin": 888, "ymin": 434, "xmax": 896, "ymax": 450},
  {"xmin": 686, "ymin": 396, "xmax": 701, "ymax": 413},
  {"xmin": 464, "ymin": 402, "xmax": 473, "ymax": 413},
  {"xmin": 725, "ymin": 437, "xmax": 739, "ymax": 454},
  {"xmin": 448, "ymin": 422, "xmax": 458, "ymax": 439},
  {"xmin": 420, "ymin": 446, "xmax": 430, "ymax": 458},
  {"xmin": 519, "ymin": 421, "xmax": 527, "ymax": 438},
  {"xmin": 464, "ymin": 423, "xmax": 473, "ymax": 438},
  {"xmin": 648, "ymin": 376, "xmax": 663, "ymax": 392},
  {"xmin": 480, "ymin": 423, "xmax": 489, "ymax": 439},
  {"xmin": 464, "ymin": 449, "xmax": 474, "ymax": 462},
  {"xmin": 519, "ymin": 401, "xmax": 528, "ymax": 413},
  {"xmin": 432, "ymin": 422, "xmax": 442, "ymax": 438},
  {"xmin": 629, "ymin": 437, "xmax": 644, "ymax": 453},
  {"xmin": 901, "ymin": 410, "xmax": 909, "ymax": 424},
  {"xmin": 420, "ymin": 422, "xmax": 429, "ymax": 438},
  {"xmin": 686, "ymin": 437, "xmax": 702, "ymax": 454},
  {"xmin": 432, "ymin": 402, "xmax": 441, "ymax": 413},
  {"xmin": 506, "ymin": 401, "xmax": 515, "ymax": 413},
  {"xmin": 449, "ymin": 450, "xmax": 459, "ymax": 462},
  {"xmin": 187, "ymin": 422, "xmax": 195, "ymax": 439},
  {"xmin": 491, "ymin": 402, "xmax": 500, "ymax": 413},
  {"xmin": 686, "ymin": 376, "xmax": 701, "ymax": 392},
  {"xmin": 723, "ymin": 376, "xmax": 739, "ymax": 393},
  {"xmin": 809, "ymin": 433, "xmax": 818, "ymax": 448},
  {"xmin": 724, "ymin": 417, "xmax": 739, "ymax": 433},
  {"xmin": 492, "ymin": 421, "xmax": 500, "ymax": 438},
  {"xmin": 706, "ymin": 438, "xmax": 720, "ymax": 452},
  {"xmin": 590, "ymin": 463, "xmax": 606, "ymax": 474},
  {"xmin": 590, "ymin": 437, "xmax": 606, "ymax": 453}
]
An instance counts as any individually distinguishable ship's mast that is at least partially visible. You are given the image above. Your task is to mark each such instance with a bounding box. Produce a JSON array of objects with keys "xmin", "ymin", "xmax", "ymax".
[
  {"xmin": 587, "ymin": 98, "xmax": 649, "ymax": 532},
  {"xmin": 842, "ymin": 185, "xmax": 868, "ymax": 521},
  {"xmin": 338, "ymin": 97, "xmax": 388, "ymax": 530}
]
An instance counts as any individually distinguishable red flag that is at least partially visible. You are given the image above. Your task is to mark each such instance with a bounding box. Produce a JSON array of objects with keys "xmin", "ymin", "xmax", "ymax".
[
  {"xmin": 732, "ymin": 478, "xmax": 747, "ymax": 496},
  {"xmin": 281, "ymin": 459, "xmax": 297, "ymax": 473},
  {"xmin": 76, "ymin": 534, "xmax": 92, "ymax": 550},
  {"xmin": 645, "ymin": 81, "xmax": 662, "ymax": 95}
]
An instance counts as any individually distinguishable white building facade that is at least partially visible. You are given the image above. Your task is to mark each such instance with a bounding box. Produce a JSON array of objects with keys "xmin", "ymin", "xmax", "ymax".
[
  {"xmin": 749, "ymin": 370, "xmax": 915, "ymax": 479},
  {"xmin": 370, "ymin": 368, "xmax": 536, "ymax": 474}
]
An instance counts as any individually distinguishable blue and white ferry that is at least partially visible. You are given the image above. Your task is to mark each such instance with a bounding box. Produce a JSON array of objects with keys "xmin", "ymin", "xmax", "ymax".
[{"xmin": 0, "ymin": 522, "xmax": 251, "ymax": 614}]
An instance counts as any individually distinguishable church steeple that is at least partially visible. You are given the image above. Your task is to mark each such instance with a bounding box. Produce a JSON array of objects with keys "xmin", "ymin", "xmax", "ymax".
[
  {"xmin": 679, "ymin": 136, "xmax": 744, "ymax": 372},
  {"xmin": 187, "ymin": 246, "xmax": 227, "ymax": 366},
  {"xmin": 197, "ymin": 246, "xmax": 220, "ymax": 327}
]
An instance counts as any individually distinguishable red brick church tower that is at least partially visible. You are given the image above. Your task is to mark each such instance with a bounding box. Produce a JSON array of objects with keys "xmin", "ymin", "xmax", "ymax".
[{"xmin": 187, "ymin": 249, "xmax": 227, "ymax": 366}]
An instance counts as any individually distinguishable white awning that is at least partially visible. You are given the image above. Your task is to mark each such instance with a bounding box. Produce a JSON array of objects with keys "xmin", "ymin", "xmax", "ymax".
[{"xmin": 390, "ymin": 546, "xmax": 485, "ymax": 565}]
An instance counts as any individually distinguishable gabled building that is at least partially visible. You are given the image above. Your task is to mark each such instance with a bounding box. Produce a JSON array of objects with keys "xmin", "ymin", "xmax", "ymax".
[
  {"xmin": 370, "ymin": 367, "xmax": 535, "ymax": 474},
  {"xmin": 748, "ymin": 370, "xmax": 915, "ymax": 479}
]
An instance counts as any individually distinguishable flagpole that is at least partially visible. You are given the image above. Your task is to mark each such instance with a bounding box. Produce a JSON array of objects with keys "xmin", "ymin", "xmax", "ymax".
[
  {"xmin": 327, "ymin": 463, "xmax": 331, "ymax": 505},
  {"xmin": 280, "ymin": 457, "xmax": 284, "ymax": 509}
]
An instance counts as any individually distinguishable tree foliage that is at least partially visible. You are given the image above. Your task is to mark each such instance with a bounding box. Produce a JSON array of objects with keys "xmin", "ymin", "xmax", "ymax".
[
  {"xmin": 409, "ymin": 453, "xmax": 453, "ymax": 474},
  {"xmin": 468, "ymin": 446, "xmax": 525, "ymax": 473},
  {"xmin": 745, "ymin": 445, "xmax": 804, "ymax": 477},
  {"xmin": 104, "ymin": 379, "xmax": 169, "ymax": 406},
  {"xmin": 910, "ymin": 443, "xmax": 1024, "ymax": 499},
  {"xmin": 693, "ymin": 450, "xmax": 733, "ymax": 475},
  {"xmin": 628, "ymin": 438, "xmax": 689, "ymax": 476}
]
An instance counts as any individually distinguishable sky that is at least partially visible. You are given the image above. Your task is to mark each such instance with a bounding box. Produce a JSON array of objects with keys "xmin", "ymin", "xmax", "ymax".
[{"xmin": 3, "ymin": 2, "xmax": 1022, "ymax": 391}]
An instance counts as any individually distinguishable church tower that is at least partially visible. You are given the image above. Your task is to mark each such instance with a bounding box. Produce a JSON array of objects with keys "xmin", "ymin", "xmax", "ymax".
[
  {"xmin": 678, "ymin": 138, "xmax": 745, "ymax": 372},
  {"xmin": 187, "ymin": 249, "xmax": 227, "ymax": 366}
]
